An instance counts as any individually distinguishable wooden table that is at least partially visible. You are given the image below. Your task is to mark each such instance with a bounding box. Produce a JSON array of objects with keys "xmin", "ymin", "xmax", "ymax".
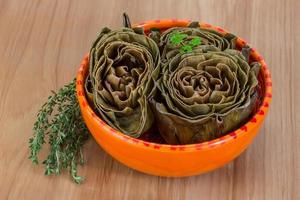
[{"xmin": 0, "ymin": 0, "xmax": 299, "ymax": 199}]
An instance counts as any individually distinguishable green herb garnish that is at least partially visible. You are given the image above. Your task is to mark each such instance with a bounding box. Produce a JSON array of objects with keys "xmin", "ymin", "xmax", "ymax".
[
  {"xmin": 29, "ymin": 79, "xmax": 89, "ymax": 184},
  {"xmin": 170, "ymin": 33, "xmax": 202, "ymax": 53},
  {"xmin": 170, "ymin": 33, "xmax": 188, "ymax": 45},
  {"xmin": 180, "ymin": 45, "xmax": 193, "ymax": 53},
  {"xmin": 188, "ymin": 37, "xmax": 201, "ymax": 47}
]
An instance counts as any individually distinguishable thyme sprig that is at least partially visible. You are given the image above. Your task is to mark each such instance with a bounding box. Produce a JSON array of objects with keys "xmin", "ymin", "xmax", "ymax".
[{"xmin": 29, "ymin": 79, "xmax": 90, "ymax": 184}]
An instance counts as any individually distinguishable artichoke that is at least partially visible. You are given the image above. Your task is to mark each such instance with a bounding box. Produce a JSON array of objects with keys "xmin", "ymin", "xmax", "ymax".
[
  {"xmin": 151, "ymin": 46, "xmax": 261, "ymax": 144},
  {"xmin": 85, "ymin": 27, "xmax": 160, "ymax": 137},
  {"xmin": 151, "ymin": 22, "xmax": 237, "ymax": 62}
]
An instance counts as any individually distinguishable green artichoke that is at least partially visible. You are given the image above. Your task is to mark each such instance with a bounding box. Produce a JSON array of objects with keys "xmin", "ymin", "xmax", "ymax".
[
  {"xmin": 151, "ymin": 22, "xmax": 237, "ymax": 63},
  {"xmin": 85, "ymin": 27, "xmax": 160, "ymax": 137},
  {"xmin": 151, "ymin": 46, "xmax": 260, "ymax": 144}
]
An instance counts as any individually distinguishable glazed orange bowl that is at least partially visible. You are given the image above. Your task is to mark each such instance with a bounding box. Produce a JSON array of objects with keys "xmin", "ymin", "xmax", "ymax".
[{"xmin": 76, "ymin": 19, "xmax": 272, "ymax": 177}]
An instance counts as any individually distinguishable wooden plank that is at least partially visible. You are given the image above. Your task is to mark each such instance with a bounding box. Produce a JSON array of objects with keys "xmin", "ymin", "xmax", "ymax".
[{"xmin": 0, "ymin": 0, "xmax": 298, "ymax": 199}]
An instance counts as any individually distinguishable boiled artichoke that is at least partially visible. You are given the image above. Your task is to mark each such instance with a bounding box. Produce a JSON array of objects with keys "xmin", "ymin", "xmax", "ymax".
[
  {"xmin": 153, "ymin": 22, "xmax": 237, "ymax": 62},
  {"xmin": 85, "ymin": 27, "xmax": 160, "ymax": 137},
  {"xmin": 151, "ymin": 46, "xmax": 260, "ymax": 144}
]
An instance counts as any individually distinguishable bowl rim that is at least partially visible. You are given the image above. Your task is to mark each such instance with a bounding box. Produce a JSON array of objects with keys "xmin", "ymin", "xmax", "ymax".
[{"xmin": 76, "ymin": 19, "xmax": 272, "ymax": 152}]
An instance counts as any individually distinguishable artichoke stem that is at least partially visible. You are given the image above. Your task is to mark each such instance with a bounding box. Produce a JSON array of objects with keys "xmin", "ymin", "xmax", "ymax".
[{"xmin": 123, "ymin": 12, "xmax": 131, "ymax": 28}]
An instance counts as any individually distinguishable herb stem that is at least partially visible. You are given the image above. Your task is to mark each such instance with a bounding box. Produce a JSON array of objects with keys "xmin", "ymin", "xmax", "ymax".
[{"xmin": 29, "ymin": 79, "xmax": 90, "ymax": 183}]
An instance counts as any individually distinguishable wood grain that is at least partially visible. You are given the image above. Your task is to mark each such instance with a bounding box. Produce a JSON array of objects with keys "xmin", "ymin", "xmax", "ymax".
[{"xmin": 0, "ymin": 0, "xmax": 299, "ymax": 199}]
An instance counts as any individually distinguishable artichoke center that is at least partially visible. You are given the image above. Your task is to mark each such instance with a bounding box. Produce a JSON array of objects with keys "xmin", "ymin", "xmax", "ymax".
[{"xmin": 104, "ymin": 43, "xmax": 148, "ymax": 104}]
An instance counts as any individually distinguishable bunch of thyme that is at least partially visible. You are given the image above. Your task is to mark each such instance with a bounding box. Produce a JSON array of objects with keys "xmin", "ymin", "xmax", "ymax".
[{"xmin": 29, "ymin": 79, "xmax": 90, "ymax": 183}]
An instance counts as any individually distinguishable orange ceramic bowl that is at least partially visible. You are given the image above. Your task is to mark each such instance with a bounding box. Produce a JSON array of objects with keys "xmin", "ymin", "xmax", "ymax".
[{"xmin": 76, "ymin": 19, "xmax": 272, "ymax": 177}]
